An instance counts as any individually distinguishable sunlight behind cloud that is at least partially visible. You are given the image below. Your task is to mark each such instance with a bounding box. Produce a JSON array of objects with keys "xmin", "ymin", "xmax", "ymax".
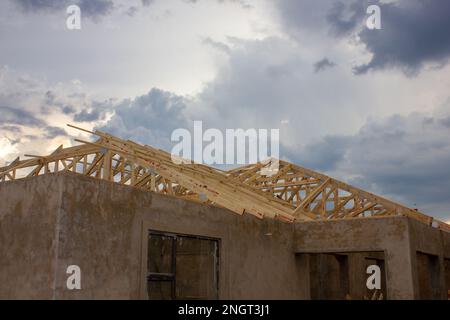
[{"xmin": 0, "ymin": 137, "xmax": 17, "ymax": 164}]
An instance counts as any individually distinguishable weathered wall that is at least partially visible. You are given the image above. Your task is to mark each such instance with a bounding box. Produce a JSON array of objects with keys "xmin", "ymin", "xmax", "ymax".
[
  {"xmin": 0, "ymin": 172, "xmax": 301, "ymax": 299},
  {"xmin": 407, "ymin": 218, "xmax": 450, "ymax": 299},
  {"xmin": 305, "ymin": 251, "xmax": 386, "ymax": 300},
  {"xmin": 294, "ymin": 217, "xmax": 415, "ymax": 299},
  {"xmin": 141, "ymin": 191, "xmax": 300, "ymax": 299},
  {"xmin": 0, "ymin": 175, "xmax": 63, "ymax": 299},
  {"xmin": 1, "ymin": 172, "xmax": 449, "ymax": 299}
]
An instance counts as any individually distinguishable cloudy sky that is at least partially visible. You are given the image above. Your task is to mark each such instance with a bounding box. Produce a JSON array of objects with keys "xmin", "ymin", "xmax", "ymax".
[{"xmin": 1, "ymin": 0, "xmax": 450, "ymax": 221}]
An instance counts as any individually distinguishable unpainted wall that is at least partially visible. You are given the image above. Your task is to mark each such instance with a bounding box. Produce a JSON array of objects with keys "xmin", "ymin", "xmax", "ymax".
[
  {"xmin": 0, "ymin": 176, "xmax": 63, "ymax": 298},
  {"xmin": 294, "ymin": 217, "xmax": 414, "ymax": 299},
  {"xmin": 1, "ymin": 172, "xmax": 450, "ymax": 299},
  {"xmin": 306, "ymin": 251, "xmax": 386, "ymax": 300},
  {"xmin": 0, "ymin": 173, "xmax": 300, "ymax": 299},
  {"xmin": 407, "ymin": 218, "xmax": 450, "ymax": 299}
]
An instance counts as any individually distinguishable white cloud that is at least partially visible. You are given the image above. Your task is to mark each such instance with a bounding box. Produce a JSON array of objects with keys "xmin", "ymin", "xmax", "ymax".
[{"xmin": 0, "ymin": 0, "xmax": 271, "ymax": 99}]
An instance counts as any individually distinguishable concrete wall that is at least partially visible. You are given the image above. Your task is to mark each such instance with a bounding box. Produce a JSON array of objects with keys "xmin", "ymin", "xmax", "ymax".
[
  {"xmin": 305, "ymin": 251, "xmax": 386, "ymax": 300},
  {"xmin": 407, "ymin": 218, "xmax": 450, "ymax": 299},
  {"xmin": 0, "ymin": 172, "xmax": 301, "ymax": 299},
  {"xmin": 294, "ymin": 217, "xmax": 414, "ymax": 299},
  {"xmin": 0, "ymin": 174, "xmax": 63, "ymax": 299},
  {"xmin": 1, "ymin": 172, "xmax": 449, "ymax": 299},
  {"xmin": 293, "ymin": 215, "xmax": 450, "ymax": 299}
]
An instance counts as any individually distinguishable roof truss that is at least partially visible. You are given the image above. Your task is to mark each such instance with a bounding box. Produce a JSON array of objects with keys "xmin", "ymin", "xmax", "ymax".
[{"xmin": 0, "ymin": 125, "xmax": 448, "ymax": 231}]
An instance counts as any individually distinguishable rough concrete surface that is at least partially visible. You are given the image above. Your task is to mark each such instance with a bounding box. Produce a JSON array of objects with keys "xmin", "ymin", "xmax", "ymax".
[{"xmin": 0, "ymin": 172, "xmax": 449, "ymax": 299}]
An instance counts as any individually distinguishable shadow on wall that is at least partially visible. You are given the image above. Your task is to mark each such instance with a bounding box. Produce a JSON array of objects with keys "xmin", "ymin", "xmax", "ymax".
[{"xmin": 297, "ymin": 252, "xmax": 387, "ymax": 300}]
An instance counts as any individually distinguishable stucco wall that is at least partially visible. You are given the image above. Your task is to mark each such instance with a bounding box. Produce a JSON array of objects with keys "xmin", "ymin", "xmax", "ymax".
[
  {"xmin": 0, "ymin": 173, "xmax": 301, "ymax": 299},
  {"xmin": 294, "ymin": 217, "xmax": 415, "ymax": 299},
  {"xmin": 0, "ymin": 175, "xmax": 63, "ymax": 299},
  {"xmin": 1, "ymin": 172, "xmax": 449, "ymax": 299},
  {"xmin": 407, "ymin": 218, "xmax": 450, "ymax": 299}
]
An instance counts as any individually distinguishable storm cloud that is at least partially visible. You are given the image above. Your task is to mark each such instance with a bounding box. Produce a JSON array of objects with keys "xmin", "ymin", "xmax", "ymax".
[
  {"xmin": 0, "ymin": 106, "xmax": 45, "ymax": 126},
  {"xmin": 326, "ymin": 1, "xmax": 366, "ymax": 37},
  {"xmin": 277, "ymin": 0, "xmax": 450, "ymax": 75},
  {"xmin": 44, "ymin": 126, "xmax": 67, "ymax": 138},
  {"xmin": 98, "ymin": 88, "xmax": 190, "ymax": 150},
  {"xmin": 314, "ymin": 58, "xmax": 336, "ymax": 73},
  {"xmin": 354, "ymin": 0, "xmax": 450, "ymax": 74},
  {"xmin": 285, "ymin": 111, "xmax": 450, "ymax": 220}
]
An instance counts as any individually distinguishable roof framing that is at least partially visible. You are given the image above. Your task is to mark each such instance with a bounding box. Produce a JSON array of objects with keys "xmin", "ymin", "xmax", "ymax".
[{"xmin": 0, "ymin": 124, "xmax": 449, "ymax": 232}]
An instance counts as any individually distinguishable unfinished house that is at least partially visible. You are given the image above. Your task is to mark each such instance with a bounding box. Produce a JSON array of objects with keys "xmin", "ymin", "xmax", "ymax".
[{"xmin": 1, "ymin": 125, "xmax": 450, "ymax": 300}]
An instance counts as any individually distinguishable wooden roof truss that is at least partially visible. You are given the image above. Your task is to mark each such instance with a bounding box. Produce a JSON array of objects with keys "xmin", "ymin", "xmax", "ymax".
[{"xmin": 0, "ymin": 125, "xmax": 448, "ymax": 231}]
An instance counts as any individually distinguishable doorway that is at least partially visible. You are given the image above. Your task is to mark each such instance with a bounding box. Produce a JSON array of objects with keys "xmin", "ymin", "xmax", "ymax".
[{"xmin": 147, "ymin": 231, "xmax": 219, "ymax": 300}]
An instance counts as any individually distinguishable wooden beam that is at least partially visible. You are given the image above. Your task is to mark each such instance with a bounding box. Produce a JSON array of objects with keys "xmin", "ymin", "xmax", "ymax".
[
  {"xmin": 0, "ymin": 123, "xmax": 447, "ymax": 231},
  {"xmin": 294, "ymin": 178, "xmax": 331, "ymax": 213}
]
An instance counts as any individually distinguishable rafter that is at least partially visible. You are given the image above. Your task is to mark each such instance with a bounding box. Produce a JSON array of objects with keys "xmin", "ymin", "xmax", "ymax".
[{"xmin": 0, "ymin": 124, "xmax": 449, "ymax": 232}]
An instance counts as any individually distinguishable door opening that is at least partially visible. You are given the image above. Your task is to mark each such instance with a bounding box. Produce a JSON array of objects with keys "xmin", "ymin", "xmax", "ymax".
[{"xmin": 147, "ymin": 231, "xmax": 219, "ymax": 300}]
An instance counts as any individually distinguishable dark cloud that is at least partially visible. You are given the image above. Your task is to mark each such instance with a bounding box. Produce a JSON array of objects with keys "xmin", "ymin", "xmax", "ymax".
[
  {"xmin": 98, "ymin": 88, "xmax": 189, "ymax": 150},
  {"xmin": 125, "ymin": 6, "xmax": 138, "ymax": 17},
  {"xmin": 62, "ymin": 105, "xmax": 76, "ymax": 114},
  {"xmin": 283, "ymin": 135, "xmax": 350, "ymax": 172},
  {"xmin": 0, "ymin": 106, "xmax": 45, "ymax": 126},
  {"xmin": 0, "ymin": 106, "xmax": 65, "ymax": 142},
  {"xmin": 354, "ymin": 0, "xmax": 450, "ymax": 74},
  {"xmin": 73, "ymin": 100, "xmax": 114, "ymax": 122},
  {"xmin": 1, "ymin": 125, "xmax": 22, "ymax": 134},
  {"xmin": 324, "ymin": 0, "xmax": 450, "ymax": 74},
  {"xmin": 314, "ymin": 58, "xmax": 336, "ymax": 73},
  {"xmin": 78, "ymin": 0, "xmax": 114, "ymax": 18},
  {"xmin": 44, "ymin": 126, "xmax": 67, "ymax": 138},
  {"xmin": 276, "ymin": 0, "xmax": 450, "ymax": 75},
  {"xmin": 326, "ymin": 1, "xmax": 366, "ymax": 37},
  {"xmin": 285, "ymin": 112, "xmax": 450, "ymax": 220},
  {"xmin": 44, "ymin": 90, "xmax": 56, "ymax": 105},
  {"xmin": 14, "ymin": 0, "xmax": 114, "ymax": 18},
  {"xmin": 14, "ymin": 0, "xmax": 66, "ymax": 12},
  {"xmin": 74, "ymin": 109, "xmax": 102, "ymax": 122},
  {"xmin": 141, "ymin": 0, "xmax": 154, "ymax": 7},
  {"xmin": 440, "ymin": 116, "xmax": 450, "ymax": 128},
  {"xmin": 193, "ymin": 36, "xmax": 367, "ymax": 143},
  {"xmin": 276, "ymin": 0, "xmax": 338, "ymax": 36},
  {"xmin": 41, "ymin": 90, "xmax": 79, "ymax": 115}
]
